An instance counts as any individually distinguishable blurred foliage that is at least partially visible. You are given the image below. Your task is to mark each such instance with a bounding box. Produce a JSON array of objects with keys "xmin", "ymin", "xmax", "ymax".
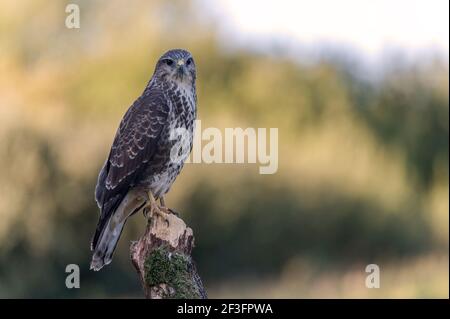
[{"xmin": 0, "ymin": 0, "xmax": 448, "ymax": 298}]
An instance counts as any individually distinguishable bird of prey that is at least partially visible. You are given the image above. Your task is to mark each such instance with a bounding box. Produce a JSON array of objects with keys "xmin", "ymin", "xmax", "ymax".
[{"xmin": 90, "ymin": 49, "xmax": 197, "ymax": 271}]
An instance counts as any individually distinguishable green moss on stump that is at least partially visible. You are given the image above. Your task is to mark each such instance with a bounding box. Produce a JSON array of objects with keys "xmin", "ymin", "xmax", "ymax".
[{"xmin": 144, "ymin": 246, "xmax": 200, "ymax": 299}]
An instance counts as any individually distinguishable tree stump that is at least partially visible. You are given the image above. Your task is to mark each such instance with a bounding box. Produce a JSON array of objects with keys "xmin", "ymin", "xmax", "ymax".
[{"xmin": 130, "ymin": 210, "xmax": 207, "ymax": 299}]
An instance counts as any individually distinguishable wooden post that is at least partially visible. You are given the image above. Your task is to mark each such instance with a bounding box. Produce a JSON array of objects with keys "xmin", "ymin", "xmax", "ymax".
[{"xmin": 130, "ymin": 211, "xmax": 207, "ymax": 299}]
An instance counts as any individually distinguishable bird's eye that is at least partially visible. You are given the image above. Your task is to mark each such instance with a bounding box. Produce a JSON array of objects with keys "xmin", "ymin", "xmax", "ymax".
[
  {"xmin": 186, "ymin": 58, "xmax": 193, "ymax": 66},
  {"xmin": 164, "ymin": 59, "xmax": 174, "ymax": 66}
]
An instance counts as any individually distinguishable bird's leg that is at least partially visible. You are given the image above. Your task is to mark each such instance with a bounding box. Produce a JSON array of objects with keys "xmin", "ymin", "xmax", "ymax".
[
  {"xmin": 143, "ymin": 192, "xmax": 161, "ymax": 219},
  {"xmin": 143, "ymin": 191, "xmax": 170, "ymax": 225}
]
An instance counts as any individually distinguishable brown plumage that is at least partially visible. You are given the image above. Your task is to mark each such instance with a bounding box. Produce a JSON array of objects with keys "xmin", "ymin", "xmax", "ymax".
[{"xmin": 91, "ymin": 49, "xmax": 197, "ymax": 271}]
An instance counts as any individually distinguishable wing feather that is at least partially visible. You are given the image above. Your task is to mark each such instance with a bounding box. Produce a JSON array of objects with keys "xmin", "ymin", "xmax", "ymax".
[{"xmin": 92, "ymin": 89, "xmax": 170, "ymax": 249}]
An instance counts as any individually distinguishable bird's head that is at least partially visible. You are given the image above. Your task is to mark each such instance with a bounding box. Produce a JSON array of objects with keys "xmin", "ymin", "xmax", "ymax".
[{"xmin": 153, "ymin": 49, "xmax": 196, "ymax": 86}]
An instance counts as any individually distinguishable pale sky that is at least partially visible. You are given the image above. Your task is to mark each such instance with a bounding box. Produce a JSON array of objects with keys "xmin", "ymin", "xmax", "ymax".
[{"xmin": 202, "ymin": 0, "xmax": 449, "ymax": 59}]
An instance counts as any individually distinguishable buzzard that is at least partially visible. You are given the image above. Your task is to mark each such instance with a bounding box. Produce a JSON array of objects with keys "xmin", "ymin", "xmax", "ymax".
[{"xmin": 90, "ymin": 49, "xmax": 197, "ymax": 271}]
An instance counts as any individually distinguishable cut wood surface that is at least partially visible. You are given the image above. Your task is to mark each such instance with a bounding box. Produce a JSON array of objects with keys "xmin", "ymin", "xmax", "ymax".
[{"xmin": 130, "ymin": 210, "xmax": 207, "ymax": 299}]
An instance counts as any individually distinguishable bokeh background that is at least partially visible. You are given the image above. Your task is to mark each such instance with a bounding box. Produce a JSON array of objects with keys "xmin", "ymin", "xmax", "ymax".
[{"xmin": 0, "ymin": 0, "xmax": 448, "ymax": 298}]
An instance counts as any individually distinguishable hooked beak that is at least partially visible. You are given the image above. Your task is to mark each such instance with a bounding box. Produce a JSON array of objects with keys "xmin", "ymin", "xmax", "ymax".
[{"xmin": 176, "ymin": 59, "xmax": 186, "ymax": 79}]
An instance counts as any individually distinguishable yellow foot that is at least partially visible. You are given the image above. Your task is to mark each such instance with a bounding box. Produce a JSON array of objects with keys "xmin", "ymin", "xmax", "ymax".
[{"xmin": 143, "ymin": 192, "xmax": 170, "ymax": 225}]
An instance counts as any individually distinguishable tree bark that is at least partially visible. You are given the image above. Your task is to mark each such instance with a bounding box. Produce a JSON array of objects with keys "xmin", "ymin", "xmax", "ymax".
[{"xmin": 130, "ymin": 210, "xmax": 207, "ymax": 299}]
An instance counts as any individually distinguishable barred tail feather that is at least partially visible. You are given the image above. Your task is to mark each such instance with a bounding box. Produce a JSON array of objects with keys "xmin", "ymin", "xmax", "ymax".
[
  {"xmin": 90, "ymin": 217, "xmax": 126, "ymax": 271},
  {"xmin": 90, "ymin": 188, "xmax": 147, "ymax": 271}
]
